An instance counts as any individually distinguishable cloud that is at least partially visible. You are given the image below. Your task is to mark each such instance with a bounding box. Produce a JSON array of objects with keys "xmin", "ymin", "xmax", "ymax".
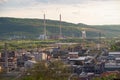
[
  {"xmin": 35, "ymin": 0, "xmax": 120, "ymax": 4},
  {"xmin": 35, "ymin": 0, "xmax": 87, "ymax": 4},
  {"xmin": 0, "ymin": 0, "xmax": 7, "ymax": 4},
  {"xmin": 0, "ymin": 0, "xmax": 120, "ymax": 25}
]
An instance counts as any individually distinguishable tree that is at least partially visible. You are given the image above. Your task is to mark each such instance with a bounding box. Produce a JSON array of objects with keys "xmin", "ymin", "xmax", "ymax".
[
  {"xmin": 20, "ymin": 60, "xmax": 71, "ymax": 80},
  {"xmin": 92, "ymin": 73, "xmax": 119, "ymax": 80}
]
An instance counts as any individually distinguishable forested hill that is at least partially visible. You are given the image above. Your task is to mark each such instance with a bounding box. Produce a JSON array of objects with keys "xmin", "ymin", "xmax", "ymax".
[{"xmin": 0, "ymin": 17, "xmax": 120, "ymax": 39}]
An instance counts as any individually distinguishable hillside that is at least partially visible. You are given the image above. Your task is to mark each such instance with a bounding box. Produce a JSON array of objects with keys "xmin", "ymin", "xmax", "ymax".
[
  {"xmin": 89, "ymin": 25, "xmax": 120, "ymax": 37},
  {"xmin": 0, "ymin": 17, "xmax": 120, "ymax": 39}
]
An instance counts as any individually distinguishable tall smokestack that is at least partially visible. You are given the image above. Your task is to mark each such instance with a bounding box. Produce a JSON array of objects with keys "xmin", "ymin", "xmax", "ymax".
[
  {"xmin": 59, "ymin": 14, "xmax": 62, "ymax": 38},
  {"xmin": 82, "ymin": 30, "xmax": 86, "ymax": 39},
  {"xmin": 44, "ymin": 14, "xmax": 46, "ymax": 39}
]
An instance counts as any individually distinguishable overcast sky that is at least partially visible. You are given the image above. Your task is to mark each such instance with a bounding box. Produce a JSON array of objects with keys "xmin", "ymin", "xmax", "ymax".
[{"xmin": 0, "ymin": 0, "xmax": 120, "ymax": 25}]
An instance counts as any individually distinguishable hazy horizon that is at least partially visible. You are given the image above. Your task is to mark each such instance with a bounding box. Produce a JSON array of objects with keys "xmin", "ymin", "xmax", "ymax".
[
  {"xmin": 1, "ymin": 16, "xmax": 120, "ymax": 26},
  {"xmin": 0, "ymin": 0, "xmax": 120, "ymax": 25}
]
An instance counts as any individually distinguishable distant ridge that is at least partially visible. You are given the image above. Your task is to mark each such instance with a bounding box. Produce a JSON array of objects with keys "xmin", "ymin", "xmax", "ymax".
[{"xmin": 0, "ymin": 17, "xmax": 120, "ymax": 39}]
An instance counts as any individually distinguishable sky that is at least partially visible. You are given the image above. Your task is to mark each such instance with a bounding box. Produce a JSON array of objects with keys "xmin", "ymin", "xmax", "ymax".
[{"xmin": 0, "ymin": 0, "xmax": 120, "ymax": 25}]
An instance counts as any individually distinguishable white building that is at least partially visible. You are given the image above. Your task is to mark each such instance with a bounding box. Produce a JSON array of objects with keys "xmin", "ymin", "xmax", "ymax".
[
  {"xmin": 109, "ymin": 52, "xmax": 120, "ymax": 58},
  {"xmin": 33, "ymin": 52, "xmax": 48, "ymax": 61},
  {"xmin": 38, "ymin": 34, "xmax": 47, "ymax": 40}
]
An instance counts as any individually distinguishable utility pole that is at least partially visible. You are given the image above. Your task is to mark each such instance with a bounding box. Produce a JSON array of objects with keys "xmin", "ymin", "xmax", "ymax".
[
  {"xmin": 81, "ymin": 30, "xmax": 86, "ymax": 49},
  {"xmin": 44, "ymin": 14, "xmax": 47, "ymax": 40},
  {"xmin": 97, "ymin": 32, "xmax": 101, "ymax": 50},
  {"xmin": 4, "ymin": 43, "xmax": 9, "ymax": 73},
  {"xmin": 99, "ymin": 32, "xmax": 101, "ymax": 50}
]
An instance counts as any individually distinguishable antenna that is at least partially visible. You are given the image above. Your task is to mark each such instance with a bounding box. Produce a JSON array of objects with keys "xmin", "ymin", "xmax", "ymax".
[
  {"xmin": 44, "ymin": 14, "xmax": 47, "ymax": 39},
  {"xmin": 59, "ymin": 14, "xmax": 62, "ymax": 38}
]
